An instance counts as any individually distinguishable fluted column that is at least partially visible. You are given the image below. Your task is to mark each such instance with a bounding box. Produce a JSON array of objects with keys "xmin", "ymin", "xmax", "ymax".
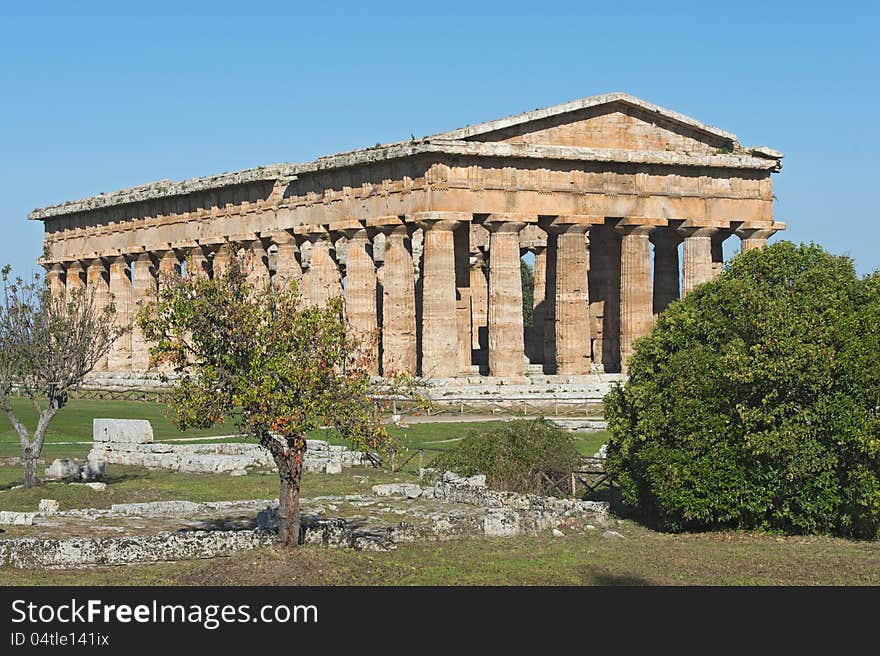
[
  {"xmin": 470, "ymin": 250, "xmax": 489, "ymax": 367},
  {"xmin": 680, "ymin": 227, "xmax": 717, "ymax": 294},
  {"xmin": 45, "ymin": 263, "xmax": 65, "ymax": 304},
  {"xmin": 270, "ymin": 231, "xmax": 301, "ymax": 293},
  {"xmin": 737, "ymin": 227, "xmax": 776, "ymax": 252},
  {"xmin": 131, "ymin": 253, "xmax": 157, "ymax": 371},
  {"xmin": 211, "ymin": 243, "xmax": 234, "ymax": 278},
  {"xmin": 542, "ymin": 235, "xmax": 558, "ymax": 373},
  {"xmin": 485, "ymin": 216, "xmax": 530, "ymax": 379},
  {"xmin": 416, "ymin": 213, "xmax": 464, "ymax": 378},
  {"xmin": 86, "ymin": 258, "xmax": 111, "ymax": 371},
  {"xmin": 616, "ymin": 224, "xmax": 655, "ymax": 373},
  {"xmin": 107, "ymin": 256, "xmax": 132, "ymax": 371},
  {"xmin": 454, "ymin": 223, "xmax": 472, "ymax": 373},
  {"xmin": 187, "ymin": 246, "xmax": 211, "ymax": 279},
  {"xmin": 300, "ymin": 230, "xmax": 342, "ymax": 308},
  {"xmin": 651, "ymin": 229, "xmax": 682, "ymax": 314},
  {"xmin": 530, "ymin": 245, "xmax": 547, "ymax": 364},
  {"xmin": 341, "ymin": 226, "xmax": 378, "ymax": 374},
  {"xmin": 65, "ymin": 261, "xmax": 85, "ymax": 305},
  {"xmin": 541, "ymin": 217, "xmax": 594, "ymax": 375},
  {"xmin": 243, "ymin": 239, "xmax": 270, "ymax": 291},
  {"xmin": 370, "ymin": 218, "xmax": 417, "ymax": 375},
  {"xmin": 158, "ymin": 250, "xmax": 181, "ymax": 288}
]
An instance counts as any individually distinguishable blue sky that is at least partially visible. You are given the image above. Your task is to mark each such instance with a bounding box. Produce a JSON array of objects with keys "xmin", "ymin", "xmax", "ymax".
[{"xmin": 1, "ymin": 1, "xmax": 877, "ymax": 276}]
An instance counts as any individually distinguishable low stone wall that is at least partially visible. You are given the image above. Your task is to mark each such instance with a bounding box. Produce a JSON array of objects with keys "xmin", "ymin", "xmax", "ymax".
[{"xmin": 88, "ymin": 418, "xmax": 365, "ymax": 474}]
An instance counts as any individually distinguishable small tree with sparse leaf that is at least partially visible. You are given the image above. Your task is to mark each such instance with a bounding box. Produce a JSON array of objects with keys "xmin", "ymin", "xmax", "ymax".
[
  {"xmin": 138, "ymin": 258, "xmax": 410, "ymax": 547},
  {"xmin": 0, "ymin": 265, "xmax": 118, "ymax": 488}
]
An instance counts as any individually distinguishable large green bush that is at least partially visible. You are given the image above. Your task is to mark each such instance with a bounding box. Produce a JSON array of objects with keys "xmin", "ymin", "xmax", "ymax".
[
  {"xmin": 604, "ymin": 242, "xmax": 880, "ymax": 538},
  {"xmin": 432, "ymin": 419, "xmax": 582, "ymax": 495}
]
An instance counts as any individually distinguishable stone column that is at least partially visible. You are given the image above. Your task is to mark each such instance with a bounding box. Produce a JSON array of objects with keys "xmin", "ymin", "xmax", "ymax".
[
  {"xmin": 589, "ymin": 225, "xmax": 621, "ymax": 373},
  {"xmin": 616, "ymin": 224, "xmax": 655, "ymax": 373},
  {"xmin": 270, "ymin": 231, "xmax": 301, "ymax": 292},
  {"xmin": 45, "ymin": 263, "xmax": 65, "ymax": 303},
  {"xmin": 65, "ymin": 261, "xmax": 85, "ymax": 305},
  {"xmin": 454, "ymin": 223, "xmax": 472, "ymax": 373},
  {"xmin": 107, "ymin": 256, "xmax": 132, "ymax": 372},
  {"xmin": 211, "ymin": 243, "xmax": 234, "ymax": 278},
  {"xmin": 542, "ymin": 235, "xmax": 558, "ymax": 373},
  {"xmin": 680, "ymin": 227, "xmax": 717, "ymax": 295},
  {"xmin": 485, "ymin": 216, "xmax": 530, "ymax": 379},
  {"xmin": 651, "ymin": 228, "xmax": 682, "ymax": 314},
  {"xmin": 369, "ymin": 217, "xmax": 417, "ymax": 376},
  {"xmin": 300, "ymin": 230, "xmax": 342, "ymax": 308},
  {"xmin": 542, "ymin": 217, "xmax": 594, "ymax": 376},
  {"xmin": 340, "ymin": 226, "xmax": 378, "ymax": 375},
  {"xmin": 530, "ymin": 245, "xmax": 547, "ymax": 364},
  {"xmin": 736, "ymin": 227, "xmax": 776, "ymax": 252},
  {"xmin": 469, "ymin": 250, "xmax": 489, "ymax": 368},
  {"xmin": 187, "ymin": 246, "xmax": 211, "ymax": 279},
  {"xmin": 86, "ymin": 258, "xmax": 111, "ymax": 371},
  {"xmin": 243, "ymin": 239, "xmax": 270, "ymax": 291},
  {"xmin": 415, "ymin": 213, "xmax": 464, "ymax": 378},
  {"xmin": 131, "ymin": 253, "xmax": 157, "ymax": 371},
  {"xmin": 158, "ymin": 250, "xmax": 181, "ymax": 288}
]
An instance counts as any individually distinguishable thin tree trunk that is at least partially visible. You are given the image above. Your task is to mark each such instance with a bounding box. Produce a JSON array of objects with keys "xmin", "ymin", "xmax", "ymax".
[
  {"xmin": 23, "ymin": 448, "xmax": 37, "ymax": 488},
  {"xmin": 275, "ymin": 451, "xmax": 304, "ymax": 548}
]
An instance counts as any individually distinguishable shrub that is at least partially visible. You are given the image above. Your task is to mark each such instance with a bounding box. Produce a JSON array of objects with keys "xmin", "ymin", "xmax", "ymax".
[
  {"xmin": 604, "ymin": 242, "xmax": 880, "ymax": 538},
  {"xmin": 432, "ymin": 418, "xmax": 582, "ymax": 495}
]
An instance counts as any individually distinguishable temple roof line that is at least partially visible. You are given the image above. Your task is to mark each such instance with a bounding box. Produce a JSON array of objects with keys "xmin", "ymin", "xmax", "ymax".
[{"xmin": 28, "ymin": 93, "xmax": 784, "ymax": 221}]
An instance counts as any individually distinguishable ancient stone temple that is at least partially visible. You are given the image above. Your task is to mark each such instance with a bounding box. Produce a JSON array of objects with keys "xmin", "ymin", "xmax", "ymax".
[{"xmin": 30, "ymin": 92, "xmax": 784, "ymax": 380}]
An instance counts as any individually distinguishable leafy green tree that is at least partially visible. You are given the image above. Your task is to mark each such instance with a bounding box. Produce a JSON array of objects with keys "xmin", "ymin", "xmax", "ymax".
[
  {"xmin": 0, "ymin": 266, "xmax": 118, "ymax": 487},
  {"xmin": 138, "ymin": 259, "xmax": 402, "ymax": 547},
  {"xmin": 604, "ymin": 242, "xmax": 880, "ymax": 538}
]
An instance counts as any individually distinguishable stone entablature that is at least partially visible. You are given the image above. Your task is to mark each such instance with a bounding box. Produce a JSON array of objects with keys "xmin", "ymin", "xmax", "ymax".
[{"xmin": 30, "ymin": 93, "xmax": 784, "ymax": 376}]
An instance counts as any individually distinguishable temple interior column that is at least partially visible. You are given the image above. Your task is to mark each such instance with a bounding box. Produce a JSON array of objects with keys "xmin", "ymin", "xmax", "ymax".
[
  {"xmin": 108, "ymin": 255, "xmax": 132, "ymax": 371},
  {"xmin": 131, "ymin": 253, "xmax": 157, "ymax": 371},
  {"xmin": 65, "ymin": 261, "xmax": 85, "ymax": 305},
  {"xmin": 651, "ymin": 228, "xmax": 682, "ymax": 314},
  {"xmin": 529, "ymin": 245, "xmax": 547, "ymax": 365},
  {"xmin": 86, "ymin": 258, "xmax": 111, "ymax": 371},
  {"xmin": 469, "ymin": 249, "xmax": 488, "ymax": 369},
  {"xmin": 416, "ymin": 213, "xmax": 462, "ymax": 378},
  {"xmin": 542, "ymin": 234, "xmax": 558, "ymax": 373},
  {"xmin": 543, "ymin": 217, "xmax": 593, "ymax": 375},
  {"xmin": 617, "ymin": 224, "xmax": 655, "ymax": 373},
  {"xmin": 681, "ymin": 227, "xmax": 716, "ymax": 294},
  {"xmin": 485, "ymin": 216, "xmax": 530, "ymax": 379},
  {"xmin": 453, "ymin": 222, "xmax": 472, "ymax": 373},
  {"xmin": 711, "ymin": 230, "xmax": 730, "ymax": 279},
  {"xmin": 588, "ymin": 225, "xmax": 621, "ymax": 373},
  {"xmin": 369, "ymin": 218, "xmax": 417, "ymax": 375},
  {"xmin": 342, "ymin": 226, "xmax": 378, "ymax": 375}
]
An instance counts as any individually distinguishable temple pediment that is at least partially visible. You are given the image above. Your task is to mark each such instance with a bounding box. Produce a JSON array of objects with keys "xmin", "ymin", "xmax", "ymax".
[{"xmin": 434, "ymin": 92, "xmax": 748, "ymax": 156}]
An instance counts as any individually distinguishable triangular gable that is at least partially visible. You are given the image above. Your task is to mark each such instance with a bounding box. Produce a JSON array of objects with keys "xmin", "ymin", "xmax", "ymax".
[{"xmin": 432, "ymin": 92, "xmax": 741, "ymax": 155}]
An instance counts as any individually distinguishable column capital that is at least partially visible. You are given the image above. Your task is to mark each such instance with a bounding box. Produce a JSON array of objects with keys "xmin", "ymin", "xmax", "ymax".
[
  {"xmin": 484, "ymin": 213, "xmax": 535, "ymax": 233},
  {"xmin": 735, "ymin": 226, "xmax": 778, "ymax": 241},
  {"xmin": 267, "ymin": 229, "xmax": 296, "ymax": 245},
  {"xmin": 677, "ymin": 226, "xmax": 719, "ymax": 239},
  {"xmin": 615, "ymin": 223, "xmax": 657, "ymax": 237},
  {"xmin": 411, "ymin": 211, "xmax": 471, "ymax": 232},
  {"xmin": 539, "ymin": 214, "xmax": 601, "ymax": 234},
  {"xmin": 650, "ymin": 227, "xmax": 684, "ymax": 247}
]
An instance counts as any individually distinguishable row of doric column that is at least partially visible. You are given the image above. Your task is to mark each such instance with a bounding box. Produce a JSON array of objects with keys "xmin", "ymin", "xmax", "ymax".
[{"xmin": 44, "ymin": 216, "xmax": 776, "ymax": 378}]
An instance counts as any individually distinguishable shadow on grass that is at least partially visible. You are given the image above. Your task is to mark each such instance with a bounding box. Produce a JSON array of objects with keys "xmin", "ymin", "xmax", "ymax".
[{"xmin": 589, "ymin": 571, "xmax": 653, "ymax": 586}]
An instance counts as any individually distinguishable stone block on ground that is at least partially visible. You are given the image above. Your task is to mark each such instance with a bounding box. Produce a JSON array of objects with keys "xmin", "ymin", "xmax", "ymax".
[
  {"xmin": 325, "ymin": 461, "xmax": 343, "ymax": 475},
  {"xmin": 44, "ymin": 459, "xmax": 81, "ymax": 481},
  {"xmin": 372, "ymin": 483, "xmax": 422, "ymax": 499},
  {"xmin": 38, "ymin": 499, "xmax": 60, "ymax": 514},
  {"xmin": 93, "ymin": 418, "xmax": 154, "ymax": 444}
]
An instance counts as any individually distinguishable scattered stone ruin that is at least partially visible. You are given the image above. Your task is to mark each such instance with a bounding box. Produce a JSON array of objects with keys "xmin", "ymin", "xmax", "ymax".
[{"xmin": 88, "ymin": 418, "xmax": 365, "ymax": 474}]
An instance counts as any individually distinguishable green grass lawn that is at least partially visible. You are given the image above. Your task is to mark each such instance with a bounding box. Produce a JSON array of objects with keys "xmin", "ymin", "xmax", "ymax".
[
  {"xmin": 0, "ymin": 397, "xmax": 608, "ymax": 468},
  {"xmin": 4, "ymin": 525, "xmax": 880, "ymax": 586}
]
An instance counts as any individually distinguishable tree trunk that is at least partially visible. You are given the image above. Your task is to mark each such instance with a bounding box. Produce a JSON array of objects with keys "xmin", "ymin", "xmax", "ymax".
[
  {"xmin": 275, "ymin": 450, "xmax": 304, "ymax": 548},
  {"xmin": 23, "ymin": 448, "xmax": 38, "ymax": 489}
]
